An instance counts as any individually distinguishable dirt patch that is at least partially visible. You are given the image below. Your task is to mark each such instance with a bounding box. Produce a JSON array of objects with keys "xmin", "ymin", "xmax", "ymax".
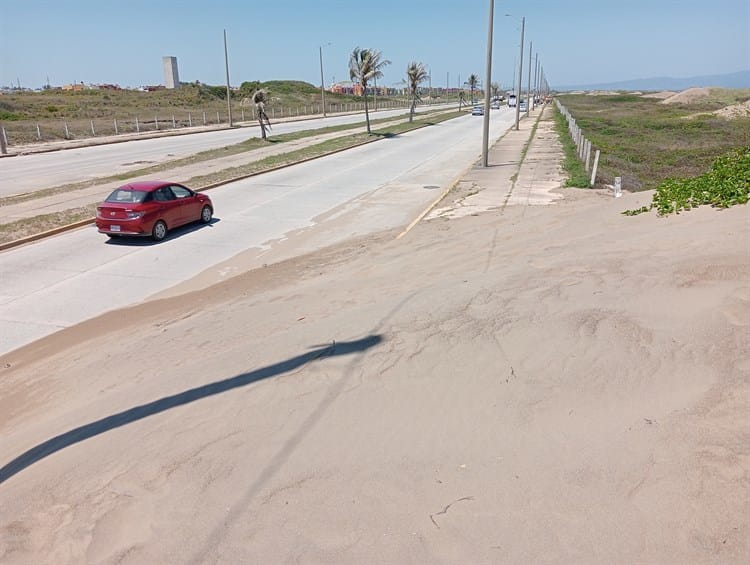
[
  {"xmin": 660, "ymin": 87, "xmax": 714, "ymax": 104},
  {"xmin": 642, "ymin": 91, "xmax": 678, "ymax": 99},
  {"xmin": 713, "ymin": 99, "xmax": 750, "ymax": 119}
]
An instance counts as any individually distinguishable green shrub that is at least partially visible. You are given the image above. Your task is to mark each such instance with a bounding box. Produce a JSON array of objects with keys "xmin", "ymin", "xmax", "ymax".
[
  {"xmin": 0, "ymin": 109, "xmax": 21, "ymax": 121},
  {"xmin": 624, "ymin": 145, "xmax": 750, "ymax": 215}
]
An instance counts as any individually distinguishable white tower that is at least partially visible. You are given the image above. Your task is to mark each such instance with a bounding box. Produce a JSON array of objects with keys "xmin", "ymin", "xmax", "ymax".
[{"xmin": 162, "ymin": 56, "xmax": 179, "ymax": 89}]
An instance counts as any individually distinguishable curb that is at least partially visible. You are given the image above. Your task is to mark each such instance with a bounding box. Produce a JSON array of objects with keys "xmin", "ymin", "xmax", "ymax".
[
  {"xmin": 396, "ymin": 107, "xmax": 547, "ymax": 239},
  {"xmin": 0, "ymin": 218, "xmax": 95, "ymax": 251}
]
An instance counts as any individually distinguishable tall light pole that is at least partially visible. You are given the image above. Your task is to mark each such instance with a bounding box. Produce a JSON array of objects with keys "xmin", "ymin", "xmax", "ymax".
[
  {"xmin": 482, "ymin": 0, "xmax": 495, "ymax": 167},
  {"xmin": 428, "ymin": 65, "xmax": 432, "ymax": 101},
  {"xmin": 319, "ymin": 42, "xmax": 330, "ymax": 117},
  {"xmin": 515, "ymin": 16, "xmax": 525, "ymax": 131},
  {"xmin": 224, "ymin": 29, "xmax": 233, "ymax": 127},
  {"xmin": 526, "ymin": 40, "xmax": 532, "ymax": 117}
]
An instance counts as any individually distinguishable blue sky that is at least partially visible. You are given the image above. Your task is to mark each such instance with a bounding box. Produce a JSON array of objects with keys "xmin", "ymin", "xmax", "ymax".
[{"xmin": 2, "ymin": 0, "xmax": 748, "ymax": 90}]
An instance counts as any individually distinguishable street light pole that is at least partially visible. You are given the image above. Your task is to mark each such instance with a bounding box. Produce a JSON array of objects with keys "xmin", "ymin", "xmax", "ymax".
[
  {"xmin": 319, "ymin": 43, "xmax": 330, "ymax": 117},
  {"xmin": 526, "ymin": 40, "xmax": 532, "ymax": 117},
  {"xmin": 515, "ymin": 16, "xmax": 525, "ymax": 131},
  {"xmin": 482, "ymin": 0, "xmax": 494, "ymax": 167},
  {"xmin": 224, "ymin": 29, "xmax": 233, "ymax": 127}
]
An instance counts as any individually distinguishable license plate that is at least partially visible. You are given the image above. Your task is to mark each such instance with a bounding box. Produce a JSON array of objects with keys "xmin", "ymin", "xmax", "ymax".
[{"xmin": 110, "ymin": 225, "xmax": 121, "ymax": 232}]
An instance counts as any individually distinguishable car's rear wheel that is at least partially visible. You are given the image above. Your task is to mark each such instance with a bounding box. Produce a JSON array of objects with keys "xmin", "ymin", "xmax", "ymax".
[
  {"xmin": 200, "ymin": 205, "xmax": 213, "ymax": 224},
  {"xmin": 151, "ymin": 220, "xmax": 167, "ymax": 241}
]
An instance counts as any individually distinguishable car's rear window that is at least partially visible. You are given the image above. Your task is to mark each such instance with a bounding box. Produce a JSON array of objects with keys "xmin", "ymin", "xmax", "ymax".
[{"xmin": 105, "ymin": 189, "xmax": 149, "ymax": 203}]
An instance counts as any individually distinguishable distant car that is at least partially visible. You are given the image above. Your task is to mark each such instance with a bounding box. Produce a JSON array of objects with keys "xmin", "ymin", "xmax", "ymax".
[
  {"xmin": 490, "ymin": 100, "xmax": 501, "ymax": 109},
  {"xmin": 96, "ymin": 180, "xmax": 213, "ymax": 241},
  {"xmin": 472, "ymin": 105, "xmax": 484, "ymax": 116},
  {"xmin": 519, "ymin": 100, "xmax": 528, "ymax": 112}
]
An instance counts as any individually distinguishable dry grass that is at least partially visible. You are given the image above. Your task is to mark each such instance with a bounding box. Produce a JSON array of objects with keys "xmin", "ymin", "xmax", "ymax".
[
  {"xmin": 1, "ymin": 81, "xmax": 447, "ymax": 145},
  {"xmin": 556, "ymin": 88, "xmax": 750, "ymax": 191}
]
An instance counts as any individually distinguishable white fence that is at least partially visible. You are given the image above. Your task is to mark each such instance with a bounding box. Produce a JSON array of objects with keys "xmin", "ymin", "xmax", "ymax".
[
  {"xmin": 555, "ymin": 99, "xmax": 600, "ymax": 188},
  {"xmin": 0, "ymin": 98, "xmax": 414, "ymax": 149}
]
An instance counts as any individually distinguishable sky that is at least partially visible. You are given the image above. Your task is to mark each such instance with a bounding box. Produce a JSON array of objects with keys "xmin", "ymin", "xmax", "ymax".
[{"xmin": 1, "ymin": 0, "xmax": 748, "ymax": 90}]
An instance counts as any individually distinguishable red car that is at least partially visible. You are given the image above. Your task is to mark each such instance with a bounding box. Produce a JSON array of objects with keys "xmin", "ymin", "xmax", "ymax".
[{"xmin": 96, "ymin": 181, "xmax": 213, "ymax": 241}]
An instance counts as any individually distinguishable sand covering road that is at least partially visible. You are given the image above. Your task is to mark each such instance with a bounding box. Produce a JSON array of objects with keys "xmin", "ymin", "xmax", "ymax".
[{"xmin": 1, "ymin": 146, "xmax": 749, "ymax": 561}]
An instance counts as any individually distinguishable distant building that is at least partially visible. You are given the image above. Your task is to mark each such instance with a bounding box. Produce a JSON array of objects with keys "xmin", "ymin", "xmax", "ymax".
[
  {"xmin": 62, "ymin": 82, "xmax": 86, "ymax": 91},
  {"xmin": 330, "ymin": 81, "xmax": 393, "ymax": 97},
  {"xmin": 162, "ymin": 56, "xmax": 179, "ymax": 89}
]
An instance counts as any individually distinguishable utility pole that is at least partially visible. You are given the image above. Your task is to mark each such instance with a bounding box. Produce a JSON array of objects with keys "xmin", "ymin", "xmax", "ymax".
[
  {"xmin": 526, "ymin": 40, "xmax": 532, "ymax": 117},
  {"xmin": 482, "ymin": 0, "xmax": 494, "ymax": 167},
  {"xmin": 319, "ymin": 44, "xmax": 329, "ymax": 117},
  {"xmin": 515, "ymin": 17, "xmax": 525, "ymax": 130},
  {"xmin": 224, "ymin": 29, "xmax": 233, "ymax": 126}
]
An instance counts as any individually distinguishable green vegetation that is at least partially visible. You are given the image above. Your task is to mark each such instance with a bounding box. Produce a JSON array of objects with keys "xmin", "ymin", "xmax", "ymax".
[
  {"xmin": 624, "ymin": 145, "xmax": 750, "ymax": 215},
  {"xmin": 555, "ymin": 89, "xmax": 750, "ymax": 192},
  {"xmin": 552, "ymin": 104, "xmax": 592, "ymax": 188},
  {"xmin": 466, "ymin": 74, "xmax": 479, "ymax": 105},
  {"xmin": 406, "ymin": 61, "xmax": 429, "ymax": 122},
  {"xmin": 348, "ymin": 48, "xmax": 391, "ymax": 133}
]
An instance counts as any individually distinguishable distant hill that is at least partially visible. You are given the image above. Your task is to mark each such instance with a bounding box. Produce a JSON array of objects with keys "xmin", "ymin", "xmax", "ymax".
[{"xmin": 556, "ymin": 70, "xmax": 750, "ymax": 92}]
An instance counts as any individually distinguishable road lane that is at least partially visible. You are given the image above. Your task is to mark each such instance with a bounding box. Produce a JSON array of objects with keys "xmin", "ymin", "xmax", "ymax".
[{"xmin": 0, "ymin": 108, "xmax": 519, "ymax": 356}]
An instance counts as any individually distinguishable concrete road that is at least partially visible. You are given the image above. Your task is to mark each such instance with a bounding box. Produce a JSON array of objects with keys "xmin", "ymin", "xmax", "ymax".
[
  {"xmin": 0, "ymin": 104, "xmax": 453, "ymax": 197},
  {"xmin": 0, "ymin": 107, "xmax": 519, "ymax": 356}
]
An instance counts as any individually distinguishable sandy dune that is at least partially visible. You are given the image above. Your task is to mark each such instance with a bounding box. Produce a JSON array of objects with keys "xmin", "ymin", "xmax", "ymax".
[{"xmin": 1, "ymin": 130, "xmax": 748, "ymax": 563}]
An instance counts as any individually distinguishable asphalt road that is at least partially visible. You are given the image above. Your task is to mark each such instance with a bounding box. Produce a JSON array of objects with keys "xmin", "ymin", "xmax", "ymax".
[{"xmin": 0, "ymin": 107, "xmax": 518, "ymax": 356}]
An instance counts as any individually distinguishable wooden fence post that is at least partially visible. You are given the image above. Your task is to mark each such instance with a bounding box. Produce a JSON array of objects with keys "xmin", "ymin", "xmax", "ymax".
[{"xmin": 590, "ymin": 150, "xmax": 600, "ymax": 187}]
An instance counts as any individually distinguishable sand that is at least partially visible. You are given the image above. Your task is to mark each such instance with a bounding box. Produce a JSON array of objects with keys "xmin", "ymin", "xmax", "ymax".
[
  {"xmin": 714, "ymin": 99, "xmax": 750, "ymax": 119},
  {"xmin": 660, "ymin": 87, "xmax": 715, "ymax": 104},
  {"xmin": 641, "ymin": 91, "xmax": 678, "ymax": 99},
  {"xmin": 1, "ymin": 159, "xmax": 749, "ymax": 562}
]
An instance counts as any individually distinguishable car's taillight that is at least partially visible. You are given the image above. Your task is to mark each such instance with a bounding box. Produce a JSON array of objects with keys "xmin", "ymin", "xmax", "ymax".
[{"xmin": 126, "ymin": 211, "xmax": 143, "ymax": 219}]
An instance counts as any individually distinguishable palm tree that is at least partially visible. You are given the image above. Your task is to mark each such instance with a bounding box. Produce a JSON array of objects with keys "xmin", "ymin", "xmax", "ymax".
[
  {"xmin": 466, "ymin": 74, "xmax": 479, "ymax": 105},
  {"xmin": 252, "ymin": 88, "xmax": 272, "ymax": 139},
  {"xmin": 349, "ymin": 47, "xmax": 391, "ymax": 134},
  {"xmin": 406, "ymin": 61, "xmax": 429, "ymax": 123},
  {"xmin": 491, "ymin": 81, "xmax": 501, "ymax": 100}
]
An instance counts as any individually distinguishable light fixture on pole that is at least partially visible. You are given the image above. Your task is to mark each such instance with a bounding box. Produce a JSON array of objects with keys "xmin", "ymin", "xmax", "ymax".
[{"xmin": 319, "ymin": 42, "xmax": 331, "ymax": 117}]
